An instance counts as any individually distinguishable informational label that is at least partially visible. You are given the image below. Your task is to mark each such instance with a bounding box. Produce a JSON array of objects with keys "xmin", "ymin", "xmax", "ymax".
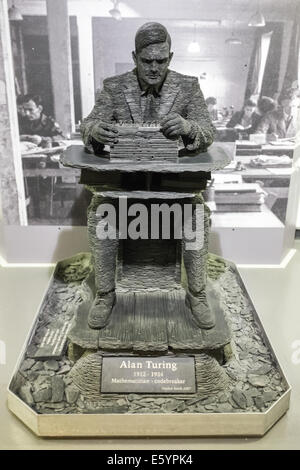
[
  {"xmin": 101, "ymin": 356, "xmax": 196, "ymax": 394},
  {"xmin": 32, "ymin": 319, "xmax": 72, "ymax": 360}
]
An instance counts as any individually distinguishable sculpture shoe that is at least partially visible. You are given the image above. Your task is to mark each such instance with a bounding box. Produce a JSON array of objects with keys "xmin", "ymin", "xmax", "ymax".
[
  {"xmin": 88, "ymin": 291, "xmax": 116, "ymax": 329},
  {"xmin": 185, "ymin": 289, "xmax": 215, "ymax": 329}
]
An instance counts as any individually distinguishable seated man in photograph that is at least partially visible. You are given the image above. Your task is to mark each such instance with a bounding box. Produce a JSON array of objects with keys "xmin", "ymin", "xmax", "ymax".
[
  {"xmin": 255, "ymin": 89, "xmax": 298, "ymax": 139},
  {"xmin": 18, "ymin": 93, "xmax": 64, "ymax": 148},
  {"xmin": 226, "ymin": 99, "xmax": 257, "ymax": 133},
  {"xmin": 205, "ymin": 96, "xmax": 219, "ymax": 122},
  {"xmin": 250, "ymin": 96, "xmax": 277, "ymax": 134},
  {"xmin": 81, "ymin": 22, "xmax": 216, "ymax": 331}
]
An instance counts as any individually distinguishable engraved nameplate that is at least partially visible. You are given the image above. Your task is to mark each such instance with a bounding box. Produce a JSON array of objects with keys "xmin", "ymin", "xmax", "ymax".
[
  {"xmin": 101, "ymin": 356, "xmax": 196, "ymax": 394},
  {"xmin": 30, "ymin": 319, "xmax": 72, "ymax": 360}
]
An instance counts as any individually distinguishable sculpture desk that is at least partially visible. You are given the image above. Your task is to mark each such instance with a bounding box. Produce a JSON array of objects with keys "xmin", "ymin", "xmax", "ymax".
[{"xmin": 60, "ymin": 143, "xmax": 233, "ymax": 356}]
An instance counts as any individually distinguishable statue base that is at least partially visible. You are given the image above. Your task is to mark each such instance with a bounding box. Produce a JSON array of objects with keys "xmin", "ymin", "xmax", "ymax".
[
  {"xmin": 7, "ymin": 252, "xmax": 290, "ymax": 437},
  {"xmin": 67, "ymin": 282, "xmax": 231, "ymax": 355}
]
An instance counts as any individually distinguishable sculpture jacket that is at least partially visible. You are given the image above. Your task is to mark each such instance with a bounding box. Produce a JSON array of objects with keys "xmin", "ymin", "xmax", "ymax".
[{"xmin": 81, "ymin": 69, "xmax": 215, "ymax": 154}]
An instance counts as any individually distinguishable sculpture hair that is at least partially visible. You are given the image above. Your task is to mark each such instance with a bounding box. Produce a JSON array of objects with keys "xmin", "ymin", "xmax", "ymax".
[{"xmin": 135, "ymin": 22, "xmax": 171, "ymax": 53}]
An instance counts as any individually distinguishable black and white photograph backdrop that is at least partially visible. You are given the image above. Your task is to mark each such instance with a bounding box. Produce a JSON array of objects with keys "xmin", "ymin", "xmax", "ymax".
[{"xmin": 0, "ymin": 0, "xmax": 299, "ymax": 263}]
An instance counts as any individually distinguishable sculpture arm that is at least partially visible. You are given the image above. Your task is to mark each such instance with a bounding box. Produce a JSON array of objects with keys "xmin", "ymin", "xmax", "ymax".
[
  {"xmin": 182, "ymin": 79, "xmax": 215, "ymax": 152},
  {"xmin": 80, "ymin": 82, "xmax": 115, "ymax": 152}
]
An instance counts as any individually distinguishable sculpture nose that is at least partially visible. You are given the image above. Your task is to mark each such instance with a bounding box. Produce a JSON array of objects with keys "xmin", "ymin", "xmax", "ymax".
[{"xmin": 151, "ymin": 61, "xmax": 159, "ymax": 72}]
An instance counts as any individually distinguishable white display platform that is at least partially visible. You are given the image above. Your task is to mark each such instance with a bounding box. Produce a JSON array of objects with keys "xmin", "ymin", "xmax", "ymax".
[
  {"xmin": 210, "ymin": 206, "xmax": 285, "ymax": 265},
  {"xmin": 0, "ymin": 225, "xmax": 89, "ymax": 264},
  {"xmin": 6, "ymin": 391, "xmax": 291, "ymax": 437}
]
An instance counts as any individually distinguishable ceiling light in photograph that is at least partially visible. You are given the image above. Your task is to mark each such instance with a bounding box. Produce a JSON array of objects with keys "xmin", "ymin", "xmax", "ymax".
[
  {"xmin": 248, "ymin": 1, "xmax": 266, "ymax": 27},
  {"xmin": 188, "ymin": 40, "xmax": 200, "ymax": 53},
  {"xmin": 173, "ymin": 20, "xmax": 221, "ymax": 28},
  {"xmin": 225, "ymin": 32, "xmax": 242, "ymax": 45},
  {"xmin": 187, "ymin": 24, "xmax": 200, "ymax": 54},
  {"xmin": 109, "ymin": 0, "xmax": 122, "ymax": 21},
  {"xmin": 8, "ymin": 3, "xmax": 23, "ymax": 21}
]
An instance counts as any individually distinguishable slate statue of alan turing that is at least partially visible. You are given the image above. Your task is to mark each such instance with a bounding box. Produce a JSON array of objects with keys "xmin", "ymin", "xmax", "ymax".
[{"xmin": 81, "ymin": 22, "xmax": 216, "ymax": 331}]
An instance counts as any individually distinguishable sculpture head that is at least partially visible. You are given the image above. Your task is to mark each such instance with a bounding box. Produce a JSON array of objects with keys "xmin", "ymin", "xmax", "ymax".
[{"xmin": 132, "ymin": 22, "xmax": 173, "ymax": 88}]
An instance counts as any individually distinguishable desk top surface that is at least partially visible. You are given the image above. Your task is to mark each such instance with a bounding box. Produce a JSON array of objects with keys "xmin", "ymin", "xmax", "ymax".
[
  {"xmin": 217, "ymin": 166, "xmax": 292, "ymax": 179},
  {"xmin": 61, "ymin": 142, "xmax": 234, "ymax": 174},
  {"xmin": 236, "ymin": 140, "xmax": 296, "ymax": 152}
]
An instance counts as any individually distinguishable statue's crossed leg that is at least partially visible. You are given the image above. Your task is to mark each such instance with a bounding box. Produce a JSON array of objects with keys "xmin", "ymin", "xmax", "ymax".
[
  {"xmin": 183, "ymin": 199, "xmax": 215, "ymax": 329},
  {"xmin": 87, "ymin": 195, "xmax": 118, "ymax": 329}
]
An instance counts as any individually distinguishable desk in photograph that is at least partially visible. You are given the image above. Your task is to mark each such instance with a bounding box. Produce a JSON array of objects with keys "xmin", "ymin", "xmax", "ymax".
[
  {"xmin": 22, "ymin": 153, "xmax": 81, "ymax": 218},
  {"xmin": 236, "ymin": 141, "xmax": 295, "ymax": 157}
]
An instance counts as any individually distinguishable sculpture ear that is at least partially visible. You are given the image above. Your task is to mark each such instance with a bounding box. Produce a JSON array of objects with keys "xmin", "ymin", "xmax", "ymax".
[
  {"xmin": 169, "ymin": 52, "xmax": 174, "ymax": 63},
  {"xmin": 132, "ymin": 51, "xmax": 137, "ymax": 65}
]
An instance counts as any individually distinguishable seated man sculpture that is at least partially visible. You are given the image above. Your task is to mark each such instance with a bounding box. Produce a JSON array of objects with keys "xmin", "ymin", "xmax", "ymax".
[{"xmin": 81, "ymin": 22, "xmax": 215, "ymax": 330}]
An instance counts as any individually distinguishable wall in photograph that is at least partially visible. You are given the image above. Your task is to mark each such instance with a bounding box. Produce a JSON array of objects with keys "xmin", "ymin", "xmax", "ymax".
[
  {"xmin": 92, "ymin": 18, "xmax": 256, "ymax": 111},
  {"xmin": 0, "ymin": 0, "xmax": 299, "ymax": 264}
]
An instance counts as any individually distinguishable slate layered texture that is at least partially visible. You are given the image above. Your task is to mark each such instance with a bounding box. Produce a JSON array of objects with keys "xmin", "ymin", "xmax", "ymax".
[
  {"xmin": 110, "ymin": 124, "xmax": 179, "ymax": 162},
  {"xmin": 9, "ymin": 253, "xmax": 288, "ymax": 416}
]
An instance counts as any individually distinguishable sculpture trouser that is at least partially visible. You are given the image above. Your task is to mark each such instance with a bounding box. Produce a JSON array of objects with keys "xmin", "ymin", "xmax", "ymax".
[
  {"xmin": 87, "ymin": 192, "xmax": 213, "ymax": 329},
  {"xmin": 87, "ymin": 195, "xmax": 119, "ymax": 296},
  {"xmin": 182, "ymin": 193, "xmax": 210, "ymax": 298}
]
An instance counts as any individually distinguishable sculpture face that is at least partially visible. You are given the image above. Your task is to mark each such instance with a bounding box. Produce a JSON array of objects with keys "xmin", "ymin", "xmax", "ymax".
[{"xmin": 133, "ymin": 42, "xmax": 173, "ymax": 87}]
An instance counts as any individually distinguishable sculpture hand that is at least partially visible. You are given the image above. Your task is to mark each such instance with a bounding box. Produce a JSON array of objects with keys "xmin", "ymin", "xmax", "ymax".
[
  {"xmin": 161, "ymin": 113, "xmax": 192, "ymax": 138},
  {"xmin": 91, "ymin": 121, "xmax": 118, "ymax": 145}
]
